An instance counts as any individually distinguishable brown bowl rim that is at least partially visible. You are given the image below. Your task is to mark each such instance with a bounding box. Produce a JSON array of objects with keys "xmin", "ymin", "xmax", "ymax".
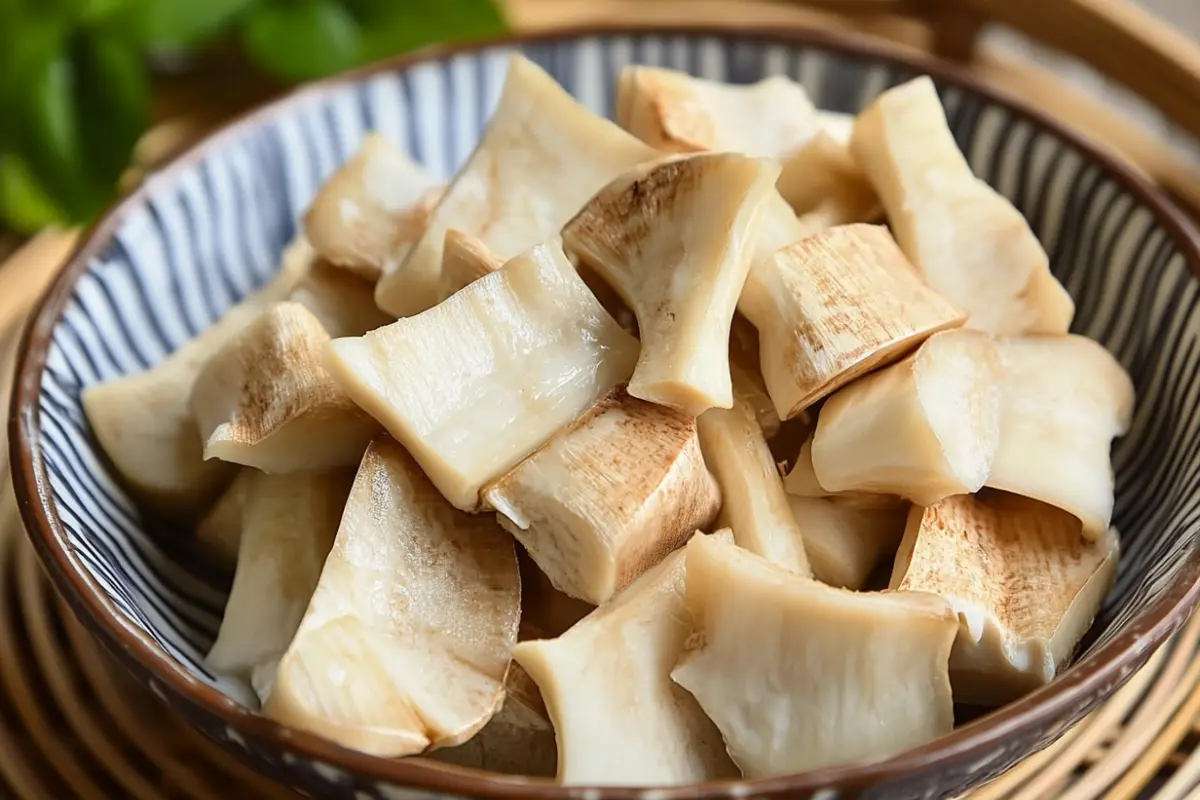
[{"xmin": 11, "ymin": 21, "xmax": 1200, "ymax": 799}]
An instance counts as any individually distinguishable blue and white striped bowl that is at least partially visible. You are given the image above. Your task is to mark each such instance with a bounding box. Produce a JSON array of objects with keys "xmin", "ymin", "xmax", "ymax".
[{"xmin": 12, "ymin": 25, "xmax": 1200, "ymax": 800}]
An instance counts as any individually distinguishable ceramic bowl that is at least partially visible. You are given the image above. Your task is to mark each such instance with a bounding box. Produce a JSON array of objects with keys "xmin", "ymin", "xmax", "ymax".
[{"xmin": 11, "ymin": 24, "xmax": 1200, "ymax": 800}]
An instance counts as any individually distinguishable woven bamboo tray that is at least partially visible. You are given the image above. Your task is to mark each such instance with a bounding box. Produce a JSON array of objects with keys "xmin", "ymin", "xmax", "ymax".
[{"xmin": 4, "ymin": 1, "xmax": 1200, "ymax": 797}]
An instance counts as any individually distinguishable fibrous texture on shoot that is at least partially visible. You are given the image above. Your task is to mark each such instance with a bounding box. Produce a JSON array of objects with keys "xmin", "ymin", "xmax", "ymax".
[
  {"xmin": 375, "ymin": 54, "xmax": 656, "ymax": 316},
  {"xmin": 265, "ymin": 437, "xmax": 521, "ymax": 757},
  {"xmin": 564, "ymin": 152, "xmax": 779, "ymax": 413},
  {"xmin": 328, "ymin": 240, "xmax": 639, "ymax": 510}
]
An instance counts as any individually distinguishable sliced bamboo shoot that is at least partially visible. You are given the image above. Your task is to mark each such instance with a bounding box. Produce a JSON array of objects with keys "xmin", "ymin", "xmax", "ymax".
[
  {"xmin": 375, "ymin": 54, "xmax": 655, "ymax": 316},
  {"xmin": 328, "ymin": 240, "xmax": 639, "ymax": 510},
  {"xmin": 811, "ymin": 329, "xmax": 1002, "ymax": 505},
  {"xmin": 987, "ymin": 335, "xmax": 1135, "ymax": 540},
  {"xmin": 579, "ymin": 264, "xmax": 639, "ymax": 336},
  {"xmin": 431, "ymin": 663, "xmax": 557, "ymax": 777},
  {"xmin": 817, "ymin": 111, "xmax": 854, "ymax": 145},
  {"xmin": 739, "ymin": 224, "xmax": 965, "ymax": 420},
  {"xmin": 891, "ymin": 492, "xmax": 1119, "ymax": 705},
  {"xmin": 563, "ymin": 152, "xmax": 779, "ymax": 413},
  {"xmin": 672, "ymin": 535, "xmax": 956, "ymax": 777},
  {"xmin": 783, "ymin": 436, "xmax": 824, "ymax": 497},
  {"xmin": 265, "ymin": 437, "xmax": 521, "ymax": 756},
  {"xmin": 190, "ymin": 302, "xmax": 378, "ymax": 473},
  {"xmin": 437, "ymin": 229, "xmax": 504, "ymax": 301},
  {"xmin": 514, "ymin": 530, "xmax": 738, "ymax": 786},
  {"xmin": 697, "ymin": 388, "xmax": 810, "ymax": 576},
  {"xmin": 610, "ymin": 64, "xmax": 812, "ymax": 270},
  {"xmin": 616, "ymin": 65, "xmax": 818, "ymax": 158},
  {"xmin": 778, "ymin": 132, "xmax": 880, "ymax": 229},
  {"xmin": 82, "ymin": 239, "xmax": 310, "ymax": 518},
  {"xmin": 205, "ymin": 468, "xmax": 353, "ymax": 700},
  {"xmin": 304, "ymin": 133, "xmax": 441, "ymax": 282},
  {"xmin": 196, "ymin": 469, "xmax": 252, "ymax": 566},
  {"xmin": 783, "ymin": 436, "xmax": 903, "ymax": 509},
  {"xmin": 288, "ymin": 259, "xmax": 392, "ymax": 337},
  {"xmin": 729, "ymin": 314, "xmax": 781, "ymax": 438},
  {"xmin": 787, "ymin": 495, "xmax": 907, "ymax": 590},
  {"xmin": 486, "ymin": 389, "xmax": 719, "ymax": 604},
  {"xmin": 850, "ymin": 77, "xmax": 1074, "ymax": 334},
  {"xmin": 753, "ymin": 192, "xmax": 807, "ymax": 267},
  {"xmin": 518, "ymin": 549, "xmax": 597, "ymax": 638}
]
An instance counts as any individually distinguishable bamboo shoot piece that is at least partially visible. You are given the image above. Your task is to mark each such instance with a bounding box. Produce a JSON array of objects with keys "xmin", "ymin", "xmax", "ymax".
[
  {"xmin": 891, "ymin": 492, "xmax": 1119, "ymax": 705},
  {"xmin": 784, "ymin": 436, "xmax": 903, "ymax": 509},
  {"xmin": 82, "ymin": 238, "xmax": 310, "ymax": 518},
  {"xmin": 288, "ymin": 259, "xmax": 392, "ymax": 337},
  {"xmin": 304, "ymin": 133, "xmax": 441, "ymax": 282},
  {"xmin": 811, "ymin": 329, "xmax": 1002, "ymax": 505},
  {"xmin": 196, "ymin": 469, "xmax": 252, "ymax": 566},
  {"xmin": 563, "ymin": 152, "xmax": 779, "ymax": 413},
  {"xmin": 697, "ymin": 389, "xmax": 810, "ymax": 576},
  {"xmin": 265, "ymin": 437, "xmax": 521, "ymax": 756},
  {"xmin": 205, "ymin": 468, "xmax": 353, "ymax": 701},
  {"xmin": 739, "ymin": 224, "xmax": 965, "ymax": 420},
  {"xmin": 787, "ymin": 495, "xmax": 907, "ymax": 590},
  {"xmin": 190, "ymin": 302, "xmax": 378, "ymax": 473},
  {"xmin": 514, "ymin": 530, "xmax": 738, "ymax": 787},
  {"xmin": 987, "ymin": 336, "xmax": 1135, "ymax": 539},
  {"xmin": 437, "ymin": 229, "xmax": 504, "ymax": 301},
  {"xmin": 579, "ymin": 265, "xmax": 639, "ymax": 336},
  {"xmin": 376, "ymin": 54, "xmax": 655, "ymax": 316},
  {"xmin": 672, "ymin": 535, "xmax": 956, "ymax": 777},
  {"xmin": 431, "ymin": 663, "xmax": 557, "ymax": 778},
  {"xmin": 779, "ymin": 132, "xmax": 880, "ymax": 229},
  {"xmin": 616, "ymin": 66, "xmax": 818, "ymax": 157},
  {"xmin": 328, "ymin": 240, "xmax": 639, "ymax": 510},
  {"xmin": 729, "ymin": 315, "xmax": 781, "ymax": 438},
  {"xmin": 485, "ymin": 389, "xmax": 720, "ymax": 605},
  {"xmin": 817, "ymin": 111, "xmax": 854, "ymax": 145},
  {"xmin": 611, "ymin": 63, "xmax": 812, "ymax": 268},
  {"xmin": 518, "ymin": 550, "xmax": 597, "ymax": 638},
  {"xmin": 783, "ymin": 436, "xmax": 824, "ymax": 497},
  {"xmin": 850, "ymin": 77, "xmax": 1074, "ymax": 335}
]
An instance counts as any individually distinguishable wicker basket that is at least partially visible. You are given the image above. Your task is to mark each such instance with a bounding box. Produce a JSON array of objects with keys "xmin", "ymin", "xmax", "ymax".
[{"xmin": 3, "ymin": 1, "xmax": 1200, "ymax": 797}]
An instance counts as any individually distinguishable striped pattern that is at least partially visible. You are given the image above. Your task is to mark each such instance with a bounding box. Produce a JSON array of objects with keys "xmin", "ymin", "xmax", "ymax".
[{"xmin": 28, "ymin": 32, "xmax": 1200, "ymax": 798}]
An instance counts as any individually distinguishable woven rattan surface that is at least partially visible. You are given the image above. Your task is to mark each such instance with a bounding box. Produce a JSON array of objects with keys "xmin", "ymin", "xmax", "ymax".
[{"xmin": 4, "ymin": 1, "xmax": 1200, "ymax": 797}]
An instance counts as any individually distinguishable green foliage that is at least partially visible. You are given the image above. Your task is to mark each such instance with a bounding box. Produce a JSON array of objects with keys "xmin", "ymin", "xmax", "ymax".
[
  {"xmin": 115, "ymin": 0, "xmax": 259, "ymax": 49},
  {"xmin": 242, "ymin": 0, "xmax": 362, "ymax": 82},
  {"xmin": 74, "ymin": 34, "xmax": 151, "ymax": 197},
  {"xmin": 0, "ymin": 0, "xmax": 507, "ymax": 233},
  {"xmin": 349, "ymin": 0, "xmax": 507, "ymax": 63}
]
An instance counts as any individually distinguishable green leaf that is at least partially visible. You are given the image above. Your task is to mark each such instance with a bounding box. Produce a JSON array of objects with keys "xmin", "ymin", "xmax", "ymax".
[
  {"xmin": 0, "ymin": 152, "xmax": 69, "ymax": 233},
  {"xmin": 0, "ymin": 0, "xmax": 18, "ymax": 31},
  {"xmin": 0, "ymin": 0, "xmax": 27, "ymax": 20},
  {"xmin": 45, "ymin": 0, "xmax": 131, "ymax": 24},
  {"xmin": 0, "ymin": 15, "xmax": 65, "ymax": 108},
  {"xmin": 71, "ymin": 33, "xmax": 149, "ymax": 189},
  {"xmin": 6, "ymin": 37, "xmax": 100, "ymax": 219},
  {"xmin": 241, "ymin": 0, "xmax": 362, "ymax": 83},
  {"xmin": 352, "ymin": 0, "xmax": 506, "ymax": 64},
  {"xmin": 0, "ymin": 14, "xmax": 58, "ymax": 155},
  {"xmin": 116, "ymin": 0, "xmax": 256, "ymax": 49},
  {"xmin": 5, "ymin": 29, "xmax": 142, "ymax": 225}
]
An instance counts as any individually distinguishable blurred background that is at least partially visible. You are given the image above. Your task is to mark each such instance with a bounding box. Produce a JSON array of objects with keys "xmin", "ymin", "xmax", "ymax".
[{"xmin": 0, "ymin": 0, "xmax": 513, "ymax": 244}]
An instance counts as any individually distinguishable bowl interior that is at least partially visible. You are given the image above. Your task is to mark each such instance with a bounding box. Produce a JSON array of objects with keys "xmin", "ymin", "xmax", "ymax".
[{"xmin": 18, "ymin": 28, "xmax": 1200, "ymax": 794}]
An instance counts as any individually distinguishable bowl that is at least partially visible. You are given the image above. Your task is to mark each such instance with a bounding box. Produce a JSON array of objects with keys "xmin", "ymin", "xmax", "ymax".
[{"xmin": 11, "ymin": 23, "xmax": 1200, "ymax": 800}]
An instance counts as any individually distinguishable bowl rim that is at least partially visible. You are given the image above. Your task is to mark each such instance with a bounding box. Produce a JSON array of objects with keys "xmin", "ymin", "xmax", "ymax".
[{"xmin": 11, "ymin": 21, "xmax": 1200, "ymax": 799}]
